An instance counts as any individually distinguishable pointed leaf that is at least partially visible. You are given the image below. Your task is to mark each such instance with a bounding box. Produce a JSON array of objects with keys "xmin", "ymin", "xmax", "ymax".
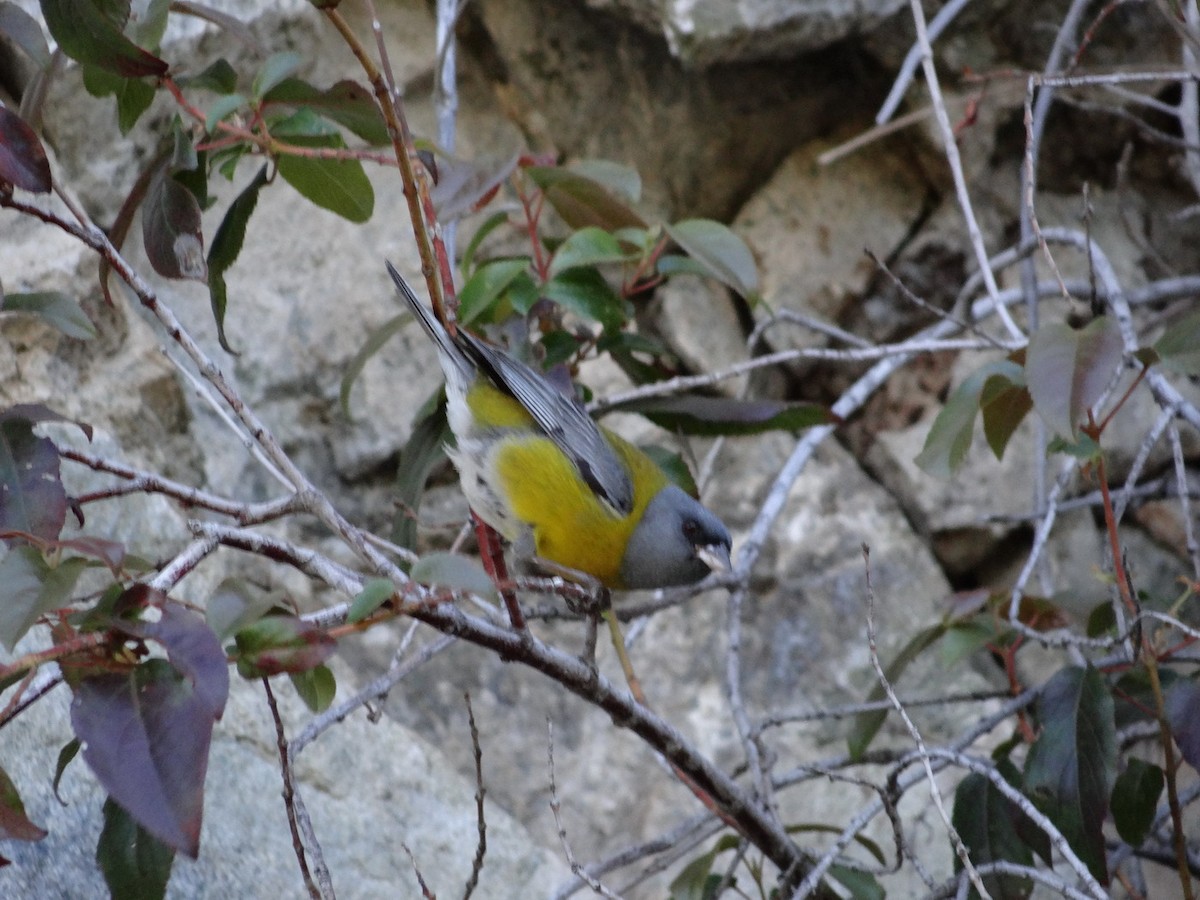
[
  {"xmin": 119, "ymin": 599, "xmax": 229, "ymax": 720},
  {"xmin": 2, "ymin": 291, "xmax": 97, "ymax": 339},
  {"xmin": 277, "ymin": 145, "xmax": 374, "ymax": 223},
  {"xmin": 1166, "ymin": 678, "xmax": 1200, "ymax": 770},
  {"xmin": 639, "ymin": 445, "xmax": 698, "ymax": 497},
  {"xmin": 346, "ymin": 578, "xmax": 396, "ymax": 624},
  {"xmin": 289, "ymin": 663, "xmax": 336, "ymax": 713},
  {"xmin": 177, "ymin": 58, "xmax": 238, "ymax": 93},
  {"xmin": 207, "ymin": 164, "xmax": 268, "ymax": 353},
  {"xmin": 391, "ymin": 391, "xmax": 451, "ymax": 551},
  {"xmin": 72, "ymin": 659, "xmax": 219, "ymax": 857},
  {"xmin": 233, "ymin": 614, "xmax": 336, "ymax": 677},
  {"xmin": 252, "ymin": 51, "xmax": 303, "ymax": 99},
  {"xmin": 424, "ymin": 151, "xmax": 517, "ymax": 220},
  {"xmin": 204, "ymin": 579, "xmax": 275, "ymax": 641},
  {"xmin": 457, "ymin": 258, "xmax": 531, "ymax": 325},
  {"xmin": 40, "ymin": 0, "xmax": 167, "ymax": 78},
  {"xmin": 204, "ymin": 92, "xmax": 247, "ymax": 132},
  {"xmin": 566, "ymin": 159, "xmax": 641, "ymax": 203},
  {"xmin": 847, "ymin": 624, "xmax": 947, "ymax": 759},
  {"xmin": 81, "ymin": 65, "xmax": 155, "ymax": 134},
  {"xmin": 0, "ymin": 764, "xmax": 46, "ymax": 844},
  {"xmin": 541, "ymin": 267, "xmax": 629, "ymax": 332},
  {"xmin": 952, "ymin": 769, "xmax": 1034, "ymax": 900},
  {"xmin": 1154, "ymin": 308, "xmax": 1200, "ymax": 375},
  {"xmin": 53, "ymin": 737, "xmax": 81, "ymax": 803},
  {"xmin": 664, "ymin": 219, "xmax": 758, "ymax": 300},
  {"xmin": 0, "ymin": 549, "xmax": 86, "ymax": 666},
  {"xmin": 264, "ymin": 78, "xmax": 389, "ymax": 145},
  {"xmin": 548, "ymin": 226, "xmax": 634, "ymax": 277},
  {"xmin": 0, "ymin": 104, "xmax": 50, "ymax": 192},
  {"xmin": 461, "ymin": 210, "xmax": 511, "ymax": 276},
  {"xmin": 1025, "ymin": 317, "xmax": 1123, "ymax": 439},
  {"xmin": 525, "ymin": 166, "xmax": 646, "ymax": 231},
  {"xmin": 1023, "ymin": 664, "xmax": 1115, "ymax": 884},
  {"xmin": 0, "ymin": 414, "xmax": 66, "ymax": 544},
  {"xmin": 1111, "ymin": 758, "xmax": 1163, "ymax": 846},
  {"xmin": 411, "ymin": 552, "xmax": 498, "ymax": 601},
  {"xmin": 0, "ymin": 3, "xmax": 51, "ymax": 68},
  {"xmin": 96, "ymin": 796, "xmax": 174, "ymax": 900},
  {"xmin": 916, "ymin": 360, "xmax": 1022, "ymax": 477},
  {"xmin": 142, "ymin": 161, "xmax": 206, "ymax": 281},
  {"xmin": 609, "ymin": 395, "xmax": 836, "ymax": 437},
  {"xmin": 979, "ymin": 373, "xmax": 1031, "ymax": 460},
  {"xmin": 340, "ymin": 311, "xmax": 411, "ymax": 415}
]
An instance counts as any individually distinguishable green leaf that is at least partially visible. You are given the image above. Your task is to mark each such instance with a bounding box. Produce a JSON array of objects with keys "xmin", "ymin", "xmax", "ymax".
[
  {"xmin": 1153, "ymin": 307, "xmax": 1200, "ymax": 375},
  {"xmin": 460, "ymin": 210, "xmax": 511, "ymax": 276},
  {"xmin": 639, "ymin": 444, "xmax": 698, "ymax": 497},
  {"xmin": 391, "ymin": 391, "xmax": 451, "ymax": 552},
  {"xmin": 667, "ymin": 834, "xmax": 740, "ymax": 900},
  {"xmin": 1, "ymin": 291, "xmax": 96, "ymax": 339},
  {"xmin": 264, "ymin": 78, "xmax": 389, "ymax": 145},
  {"xmin": 289, "ymin": 664, "xmax": 336, "ymax": 713},
  {"xmin": 825, "ymin": 865, "xmax": 884, "ymax": 900},
  {"xmin": 53, "ymin": 737, "xmax": 81, "ymax": 803},
  {"xmin": 457, "ymin": 258, "xmax": 531, "ymax": 325},
  {"xmin": 664, "ymin": 219, "xmax": 758, "ymax": 300},
  {"xmin": 566, "ymin": 158, "xmax": 641, "ymax": 203},
  {"xmin": 0, "ymin": 547, "xmax": 87, "ymax": 651},
  {"xmin": 1046, "ymin": 432, "xmax": 1102, "ymax": 461},
  {"xmin": 525, "ymin": 166, "xmax": 646, "ymax": 231},
  {"xmin": 847, "ymin": 623, "xmax": 946, "ymax": 760},
  {"xmin": 916, "ymin": 359, "xmax": 1023, "ymax": 477},
  {"xmin": 233, "ymin": 614, "xmax": 336, "ymax": 678},
  {"xmin": 1023, "ymin": 664, "xmax": 1115, "ymax": 884},
  {"xmin": 177, "ymin": 58, "xmax": 238, "ymax": 93},
  {"xmin": 952, "ymin": 767, "xmax": 1035, "ymax": 900},
  {"xmin": 656, "ymin": 253, "xmax": 713, "ymax": 280},
  {"xmin": 252, "ymin": 50, "xmax": 303, "ymax": 99},
  {"xmin": 1025, "ymin": 316, "xmax": 1124, "ymax": 439},
  {"xmin": 411, "ymin": 552, "xmax": 498, "ymax": 601},
  {"xmin": 548, "ymin": 226, "xmax": 634, "ymax": 277},
  {"xmin": 541, "ymin": 268, "xmax": 629, "ymax": 332},
  {"xmin": 207, "ymin": 164, "xmax": 269, "ymax": 354},
  {"xmin": 204, "ymin": 579, "xmax": 276, "ymax": 641},
  {"xmin": 204, "ymin": 92, "xmax": 247, "ymax": 133},
  {"xmin": 979, "ymin": 372, "xmax": 1031, "ymax": 460},
  {"xmin": 608, "ymin": 395, "xmax": 836, "ymax": 437},
  {"xmin": 80, "ymin": 65, "xmax": 155, "ymax": 134},
  {"xmin": 1111, "ymin": 758, "xmax": 1163, "ymax": 846},
  {"xmin": 346, "ymin": 578, "xmax": 395, "ymax": 624},
  {"xmin": 276, "ymin": 141, "xmax": 374, "ymax": 223},
  {"xmin": 40, "ymin": 0, "xmax": 167, "ymax": 78},
  {"xmin": 339, "ymin": 312, "xmax": 410, "ymax": 416},
  {"xmin": 96, "ymin": 797, "xmax": 174, "ymax": 900}
]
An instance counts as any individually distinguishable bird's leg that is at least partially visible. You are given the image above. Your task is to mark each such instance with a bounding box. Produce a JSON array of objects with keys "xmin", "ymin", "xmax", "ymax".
[{"xmin": 472, "ymin": 512, "xmax": 526, "ymax": 631}]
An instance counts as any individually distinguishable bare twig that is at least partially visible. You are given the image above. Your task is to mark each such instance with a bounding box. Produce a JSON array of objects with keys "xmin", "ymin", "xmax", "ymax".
[{"xmin": 461, "ymin": 691, "xmax": 488, "ymax": 900}]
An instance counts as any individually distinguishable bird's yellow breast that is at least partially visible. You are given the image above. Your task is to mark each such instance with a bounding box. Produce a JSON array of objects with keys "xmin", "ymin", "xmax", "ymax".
[{"xmin": 492, "ymin": 427, "xmax": 668, "ymax": 588}]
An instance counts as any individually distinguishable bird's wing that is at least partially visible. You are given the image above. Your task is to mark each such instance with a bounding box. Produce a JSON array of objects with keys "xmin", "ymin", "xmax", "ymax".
[{"xmin": 459, "ymin": 331, "xmax": 634, "ymax": 515}]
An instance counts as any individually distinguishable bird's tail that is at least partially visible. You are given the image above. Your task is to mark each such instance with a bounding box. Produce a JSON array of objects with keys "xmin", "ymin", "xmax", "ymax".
[{"xmin": 385, "ymin": 261, "xmax": 473, "ymax": 383}]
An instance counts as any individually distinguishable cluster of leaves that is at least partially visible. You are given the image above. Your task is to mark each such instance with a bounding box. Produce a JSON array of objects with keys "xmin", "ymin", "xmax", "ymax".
[
  {"xmin": 870, "ymin": 312, "xmax": 1199, "ymax": 894},
  {"xmin": 0, "ymin": 1, "xmax": 837, "ymax": 895}
]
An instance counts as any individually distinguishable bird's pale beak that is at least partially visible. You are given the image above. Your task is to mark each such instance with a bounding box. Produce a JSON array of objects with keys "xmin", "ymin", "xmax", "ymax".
[{"xmin": 696, "ymin": 543, "xmax": 732, "ymax": 574}]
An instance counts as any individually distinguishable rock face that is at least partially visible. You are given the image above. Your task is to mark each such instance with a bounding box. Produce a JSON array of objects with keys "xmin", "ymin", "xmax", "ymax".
[{"xmin": 3, "ymin": 0, "xmax": 1198, "ymax": 897}]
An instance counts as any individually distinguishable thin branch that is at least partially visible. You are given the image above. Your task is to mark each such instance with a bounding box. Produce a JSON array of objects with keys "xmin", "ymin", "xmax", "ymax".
[{"xmin": 461, "ymin": 691, "xmax": 488, "ymax": 900}]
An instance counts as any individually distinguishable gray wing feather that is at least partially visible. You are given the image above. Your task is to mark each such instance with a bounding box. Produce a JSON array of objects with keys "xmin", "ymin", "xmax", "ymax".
[{"xmin": 459, "ymin": 331, "xmax": 634, "ymax": 515}]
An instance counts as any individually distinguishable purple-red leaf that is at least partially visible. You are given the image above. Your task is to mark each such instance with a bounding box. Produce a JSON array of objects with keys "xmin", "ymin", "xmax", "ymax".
[
  {"xmin": 525, "ymin": 166, "xmax": 646, "ymax": 232},
  {"xmin": 143, "ymin": 161, "xmax": 207, "ymax": 281},
  {"xmin": 0, "ymin": 105, "xmax": 51, "ymax": 192},
  {"xmin": 1166, "ymin": 678, "xmax": 1200, "ymax": 771},
  {"xmin": 119, "ymin": 601, "xmax": 229, "ymax": 720},
  {"xmin": 609, "ymin": 395, "xmax": 837, "ymax": 437},
  {"xmin": 1025, "ymin": 317, "xmax": 1123, "ymax": 439},
  {"xmin": 71, "ymin": 659, "xmax": 218, "ymax": 858},
  {"xmin": 0, "ymin": 764, "xmax": 47, "ymax": 845},
  {"xmin": 1023, "ymin": 665, "xmax": 1115, "ymax": 884},
  {"xmin": 0, "ymin": 419, "xmax": 65, "ymax": 544}
]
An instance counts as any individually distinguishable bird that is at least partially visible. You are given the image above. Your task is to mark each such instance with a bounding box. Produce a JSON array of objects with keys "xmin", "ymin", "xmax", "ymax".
[{"xmin": 386, "ymin": 261, "xmax": 732, "ymax": 590}]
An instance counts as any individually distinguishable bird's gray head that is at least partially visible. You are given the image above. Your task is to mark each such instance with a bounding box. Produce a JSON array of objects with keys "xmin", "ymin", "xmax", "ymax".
[{"xmin": 620, "ymin": 485, "xmax": 732, "ymax": 590}]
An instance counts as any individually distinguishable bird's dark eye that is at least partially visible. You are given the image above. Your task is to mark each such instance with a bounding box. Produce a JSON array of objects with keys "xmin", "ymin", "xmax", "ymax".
[{"xmin": 682, "ymin": 519, "xmax": 700, "ymax": 541}]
